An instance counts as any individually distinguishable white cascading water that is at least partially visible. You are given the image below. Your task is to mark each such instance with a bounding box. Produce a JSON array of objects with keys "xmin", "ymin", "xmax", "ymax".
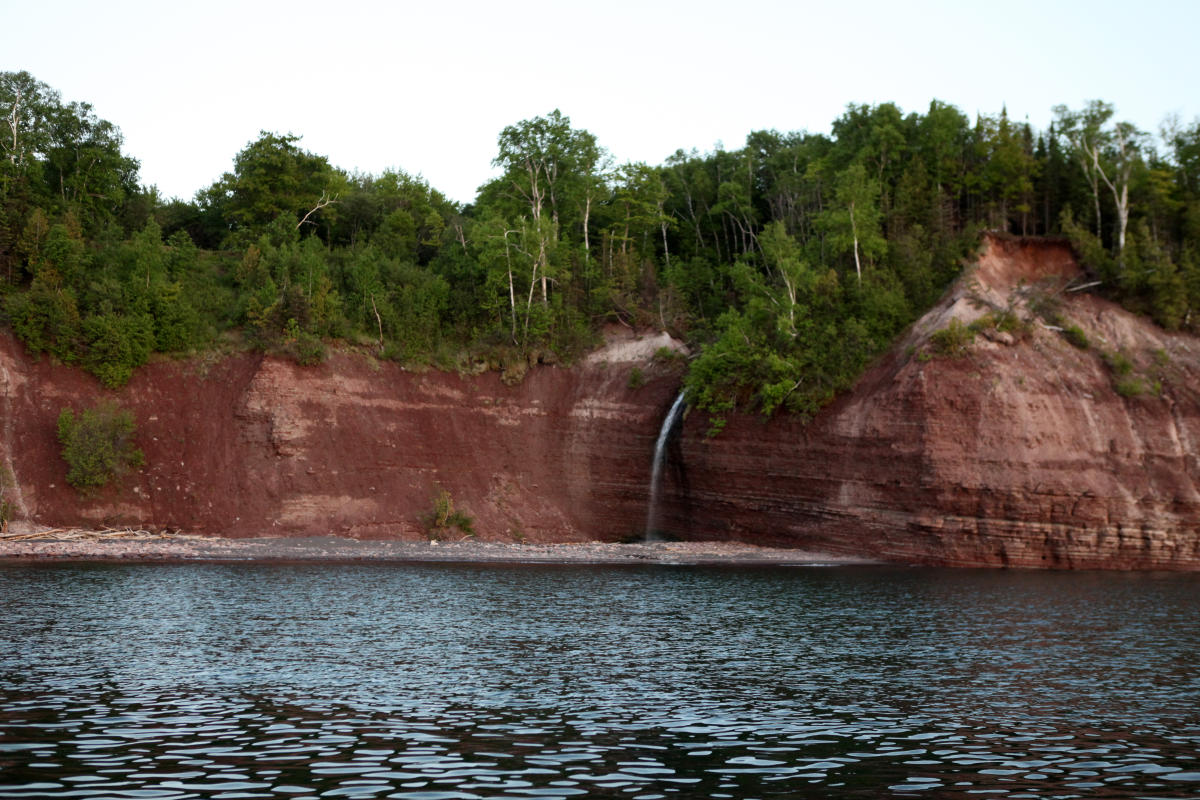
[{"xmin": 644, "ymin": 392, "xmax": 686, "ymax": 540}]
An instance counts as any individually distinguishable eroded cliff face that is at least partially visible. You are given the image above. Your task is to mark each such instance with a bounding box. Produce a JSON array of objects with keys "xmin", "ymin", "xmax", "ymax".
[
  {"xmin": 2, "ymin": 236, "xmax": 1198, "ymax": 567},
  {"xmin": 658, "ymin": 236, "xmax": 1200, "ymax": 568},
  {"xmin": 0, "ymin": 331, "xmax": 686, "ymax": 542}
]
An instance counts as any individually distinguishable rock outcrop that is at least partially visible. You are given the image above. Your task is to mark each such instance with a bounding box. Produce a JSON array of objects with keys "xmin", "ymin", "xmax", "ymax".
[
  {"xmin": 659, "ymin": 236, "xmax": 1200, "ymax": 568},
  {"xmin": 2, "ymin": 235, "xmax": 1198, "ymax": 568}
]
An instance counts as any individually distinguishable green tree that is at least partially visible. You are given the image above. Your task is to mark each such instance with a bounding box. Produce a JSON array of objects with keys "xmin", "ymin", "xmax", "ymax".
[
  {"xmin": 484, "ymin": 110, "xmax": 603, "ymax": 309},
  {"xmin": 823, "ymin": 163, "xmax": 885, "ymax": 284},
  {"xmin": 202, "ymin": 132, "xmax": 341, "ymax": 245},
  {"xmin": 1054, "ymin": 102, "xmax": 1146, "ymax": 261}
]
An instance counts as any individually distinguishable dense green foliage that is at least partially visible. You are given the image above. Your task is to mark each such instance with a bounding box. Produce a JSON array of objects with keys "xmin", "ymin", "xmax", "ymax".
[
  {"xmin": 3, "ymin": 73, "xmax": 1198, "ymax": 419},
  {"xmin": 56, "ymin": 401, "xmax": 144, "ymax": 492}
]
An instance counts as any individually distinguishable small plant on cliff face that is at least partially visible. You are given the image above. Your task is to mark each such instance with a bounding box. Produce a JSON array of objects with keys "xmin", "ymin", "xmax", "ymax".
[
  {"xmin": 969, "ymin": 309, "xmax": 1025, "ymax": 337},
  {"xmin": 705, "ymin": 415, "xmax": 727, "ymax": 437},
  {"xmin": 1114, "ymin": 375, "xmax": 1146, "ymax": 397},
  {"xmin": 1062, "ymin": 324, "xmax": 1090, "ymax": 349},
  {"xmin": 57, "ymin": 401, "xmax": 144, "ymax": 493},
  {"xmin": 627, "ymin": 366, "xmax": 646, "ymax": 389},
  {"xmin": 653, "ymin": 346, "xmax": 685, "ymax": 364},
  {"xmin": 927, "ymin": 318, "xmax": 975, "ymax": 357},
  {"xmin": 425, "ymin": 489, "xmax": 475, "ymax": 539},
  {"xmin": 1102, "ymin": 350, "xmax": 1134, "ymax": 377}
]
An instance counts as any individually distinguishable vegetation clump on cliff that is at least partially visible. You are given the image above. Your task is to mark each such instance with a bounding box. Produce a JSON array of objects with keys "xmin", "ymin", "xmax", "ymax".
[
  {"xmin": 56, "ymin": 401, "xmax": 144, "ymax": 493},
  {"xmin": 425, "ymin": 490, "xmax": 475, "ymax": 540},
  {"xmin": 2, "ymin": 73, "xmax": 1197, "ymax": 420}
]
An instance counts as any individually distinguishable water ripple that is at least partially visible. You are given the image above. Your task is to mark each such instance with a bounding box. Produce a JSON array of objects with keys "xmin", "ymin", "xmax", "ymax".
[{"xmin": 1, "ymin": 563, "xmax": 1198, "ymax": 798}]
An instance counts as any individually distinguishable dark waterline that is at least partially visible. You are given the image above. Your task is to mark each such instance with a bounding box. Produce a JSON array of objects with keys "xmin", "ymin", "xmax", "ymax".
[{"xmin": 1, "ymin": 562, "xmax": 1198, "ymax": 799}]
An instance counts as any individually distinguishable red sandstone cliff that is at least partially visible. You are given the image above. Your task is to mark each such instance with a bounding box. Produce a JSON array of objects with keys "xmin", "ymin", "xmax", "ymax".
[
  {"xmin": 659, "ymin": 235, "xmax": 1200, "ymax": 568},
  {"xmin": 2, "ymin": 235, "xmax": 1198, "ymax": 567},
  {"xmin": 0, "ymin": 330, "xmax": 686, "ymax": 543}
]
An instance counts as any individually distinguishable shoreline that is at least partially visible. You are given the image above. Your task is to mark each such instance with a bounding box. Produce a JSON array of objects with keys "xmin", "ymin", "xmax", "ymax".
[{"xmin": 0, "ymin": 532, "xmax": 880, "ymax": 567}]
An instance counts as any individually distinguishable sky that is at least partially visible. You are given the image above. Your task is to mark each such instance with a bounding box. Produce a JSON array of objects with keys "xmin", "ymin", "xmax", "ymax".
[{"xmin": 6, "ymin": 0, "xmax": 1198, "ymax": 205}]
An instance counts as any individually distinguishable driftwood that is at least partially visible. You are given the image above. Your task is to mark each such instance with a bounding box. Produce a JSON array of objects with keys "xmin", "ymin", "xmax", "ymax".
[{"xmin": 0, "ymin": 527, "xmax": 183, "ymax": 542}]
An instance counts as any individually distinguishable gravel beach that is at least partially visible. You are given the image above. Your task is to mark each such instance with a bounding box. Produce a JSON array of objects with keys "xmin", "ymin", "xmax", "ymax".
[{"xmin": 0, "ymin": 531, "xmax": 878, "ymax": 566}]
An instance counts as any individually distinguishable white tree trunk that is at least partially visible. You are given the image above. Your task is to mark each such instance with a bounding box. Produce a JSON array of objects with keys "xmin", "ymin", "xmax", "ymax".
[
  {"xmin": 849, "ymin": 200, "xmax": 862, "ymax": 285},
  {"xmin": 6, "ymin": 89, "xmax": 20, "ymax": 165}
]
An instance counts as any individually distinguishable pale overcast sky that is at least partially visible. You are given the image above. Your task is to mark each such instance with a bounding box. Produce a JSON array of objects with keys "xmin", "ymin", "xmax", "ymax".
[{"xmin": 6, "ymin": 0, "xmax": 1197, "ymax": 204}]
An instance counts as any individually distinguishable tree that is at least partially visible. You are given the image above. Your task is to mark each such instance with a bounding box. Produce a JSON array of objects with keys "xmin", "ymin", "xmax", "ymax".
[
  {"xmin": 202, "ymin": 132, "xmax": 341, "ymax": 244},
  {"xmin": 980, "ymin": 109, "xmax": 1036, "ymax": 232},
  {"xmin": 1054, "ymin": 102, "xmax": 1145, "ymax": 261},
  {"xmin": 488, "ymin": 110, "xmax": 603, "ymax": 305},
  {"xmin": 1, "ymin": 72, "xmax": 138, "ymax": 232},
  {"xmin": 823, "ymin": 163, "xmax": 885, "ymax": 284},
  {"xmin": 758, "ymin": 221, "xmax": 813, "ymax": 337},
  {"xmin": 0, "ymin": 71, "xmax": 58, "ymax": 187},
  {"xmin": 43, "ymin": 100, "xmax": 140, "ymax": 229}
]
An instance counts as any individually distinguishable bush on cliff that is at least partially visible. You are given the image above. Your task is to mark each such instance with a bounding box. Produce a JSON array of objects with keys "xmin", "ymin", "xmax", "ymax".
[
  {"xmin": 928, "ymin": 318, "xmax": 975, "ymax": 357},
  {"xmin": 57, "ymin": 402, "xmax": 145, "ymax": 493},
  {"xmin": 425, "ymin": 489, "xmax": 474, "ymax": 540}
]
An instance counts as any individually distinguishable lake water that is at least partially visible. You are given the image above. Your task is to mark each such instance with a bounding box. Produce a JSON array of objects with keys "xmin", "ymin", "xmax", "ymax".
[{"xmin": 1, "ymin": 562, "xmax": 1198, "ymax": 799}]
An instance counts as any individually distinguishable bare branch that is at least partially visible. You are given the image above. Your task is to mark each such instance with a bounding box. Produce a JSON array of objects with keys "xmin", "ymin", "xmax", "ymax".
[{"xmin": 297, "ymin": 191, "xmax": 339, "ymax": 229}]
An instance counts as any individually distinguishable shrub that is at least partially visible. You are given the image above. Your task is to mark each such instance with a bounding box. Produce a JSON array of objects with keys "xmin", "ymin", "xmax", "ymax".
[
  {"xmin": 81, "ymin": 313, "xmax": 155, "ymax": 388},
  {"xmin": 1102, "ymin": 350, "xmax": 1134, "ymax": 376},
  {"xmin": 627, "ymin": 366, "xmax": 646, "ymax": 389},
  {"xmin": 928, "ymin": 318, "xmax": 974, "ymax": 357},
  {"xmin": 994, "ymin": 309, "xmax": 1024, "ymax": 334},
  {"xmin": 1114, "ymin": 376, "xmax": 1145, "ymax": 397},
  {"xmin": 291, "ymin": 331, "xmax": 327, "ymax": 366},
  {"xmin": 425, "ymin": 489, "xmax": 474, "ymax": 539},
  {"xmin": 652, "ymin": 346, "xmax": 684, "ymax": 363},
  {"xmin": 969, "ymin": 310, "xmax": 1024, "ymax": 336},
  {"xmin": 1063, "ymin": 324, "xmax": 1090, "ymax": 349},
  {"xmin": 57, "ymin": 402, "xmax": 144, "ymax": 493}
]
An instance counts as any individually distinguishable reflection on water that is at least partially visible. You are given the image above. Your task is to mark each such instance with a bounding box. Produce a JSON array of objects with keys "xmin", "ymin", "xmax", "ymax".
[{"xmin": 0, "ymin": 563, "xmax": 1198, "ymax": 798}]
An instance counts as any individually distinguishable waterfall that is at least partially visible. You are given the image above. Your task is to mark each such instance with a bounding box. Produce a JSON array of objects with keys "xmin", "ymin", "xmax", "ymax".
[{"xmin": 645, "ymin": 392, "xmax": 686, "ymax": 541}]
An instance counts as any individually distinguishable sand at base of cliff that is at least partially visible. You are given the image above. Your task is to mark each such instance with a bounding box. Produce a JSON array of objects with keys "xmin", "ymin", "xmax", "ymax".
[{"xmin": 0, "ymin": 535, "xmax": 878, "ymax": 566}]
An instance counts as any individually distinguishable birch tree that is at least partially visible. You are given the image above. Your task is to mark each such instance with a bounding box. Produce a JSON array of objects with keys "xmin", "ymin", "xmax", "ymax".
[
  {"xmin": 822, "ymin": 163, "xmax": 885, "ymax": 284},
  {"xmin": 1054, "ymin": 102, "xmax": 1145, "ymax": 262},
  {"xmin": 491, "ymin": 110, "xmax": 602, "ymax": 304}
]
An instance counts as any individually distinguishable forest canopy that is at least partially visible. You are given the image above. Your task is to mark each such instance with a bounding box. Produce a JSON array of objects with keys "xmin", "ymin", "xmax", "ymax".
[{"xmin": 2, "ymin": 72, "xmax": 1198, "ymax": 418}]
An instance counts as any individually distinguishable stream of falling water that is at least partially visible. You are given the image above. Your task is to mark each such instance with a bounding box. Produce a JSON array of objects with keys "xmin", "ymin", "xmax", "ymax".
[{"xmin": 644, "ymin": 392, "xmax": 686, "ymax": 540}]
